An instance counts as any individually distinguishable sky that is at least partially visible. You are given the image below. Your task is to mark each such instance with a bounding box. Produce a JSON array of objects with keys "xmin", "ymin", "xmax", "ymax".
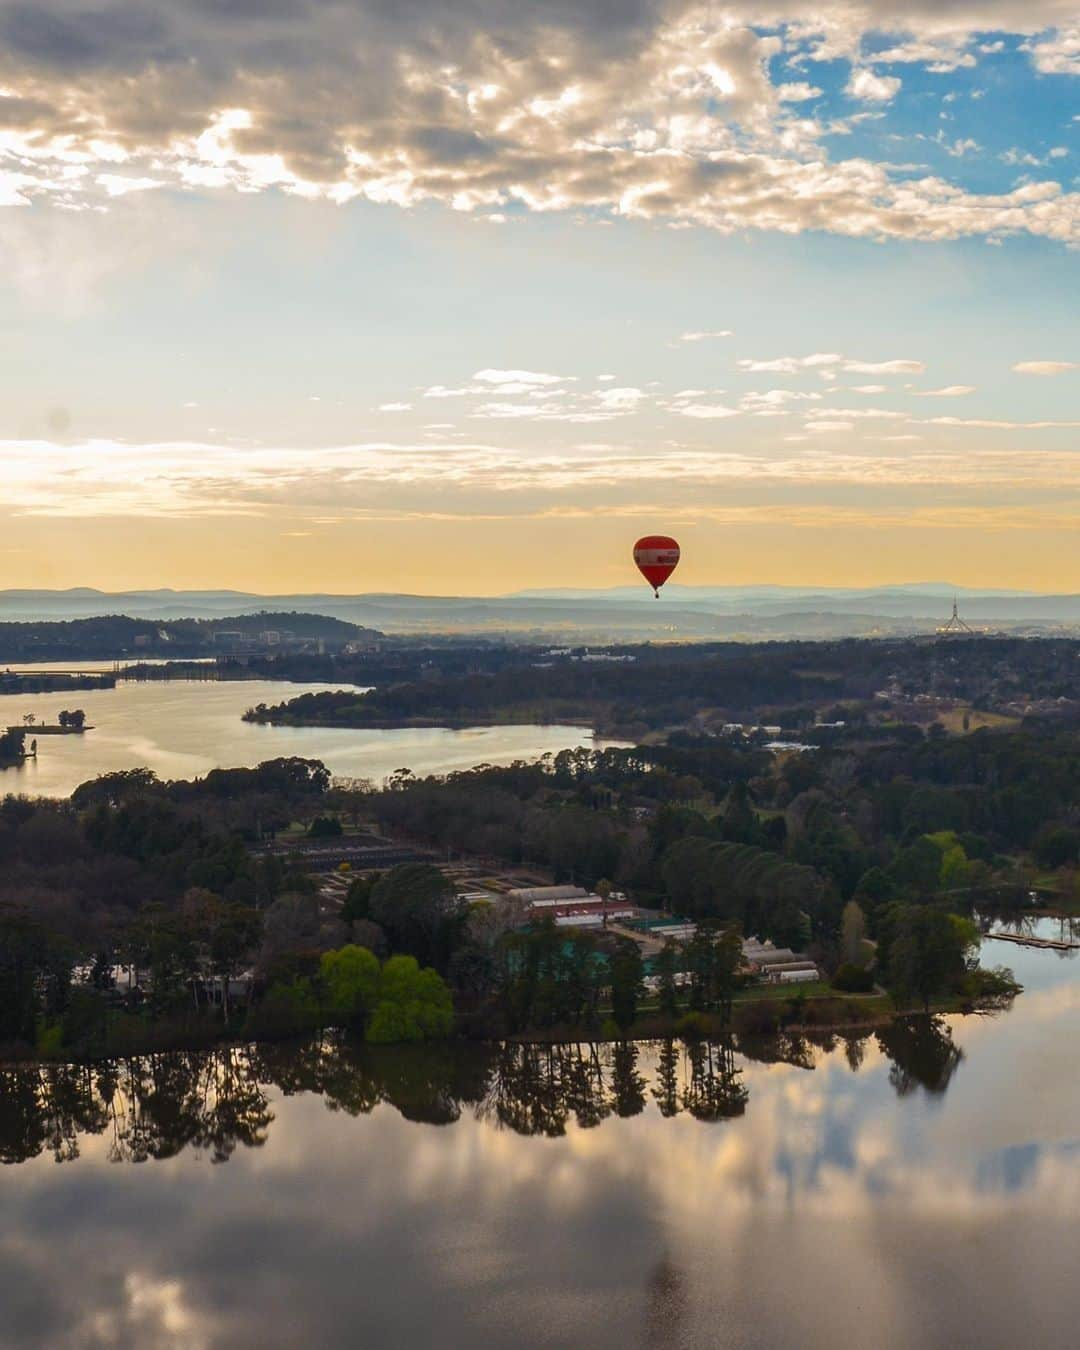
[{"xmin": 0, "ymin": 1, "xmax": 1077, "ymax": 595}]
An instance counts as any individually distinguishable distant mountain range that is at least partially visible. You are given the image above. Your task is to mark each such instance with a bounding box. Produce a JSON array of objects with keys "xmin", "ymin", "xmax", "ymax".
[{"xmin": 2, "ymin": 586, "xmax": 1078, "ymax": 641}]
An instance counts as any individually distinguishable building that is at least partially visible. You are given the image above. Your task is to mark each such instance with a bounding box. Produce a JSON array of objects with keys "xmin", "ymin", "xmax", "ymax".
[{"xmin": 508, "ymin": 885, "xmax": 592, "ymax": 905}]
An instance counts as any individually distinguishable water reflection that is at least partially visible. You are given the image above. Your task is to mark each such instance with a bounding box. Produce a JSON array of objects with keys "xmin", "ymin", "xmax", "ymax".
[
  {"xmin": 0, "ymin": 677, "xmax": 611, "ymax": 797},
  {"xmin": 1, "ymin": 976, "xmax": 1078, "ymax": 1350},
  {"xmin": 0, "ymin": 1020, "xmax": 967, "ymax": 1167}
]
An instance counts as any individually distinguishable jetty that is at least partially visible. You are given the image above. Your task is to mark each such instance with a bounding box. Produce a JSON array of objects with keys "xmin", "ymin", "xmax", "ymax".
[{"xmin": 984, "ymin": 930, "xmax": 1080, "ymax": 952}]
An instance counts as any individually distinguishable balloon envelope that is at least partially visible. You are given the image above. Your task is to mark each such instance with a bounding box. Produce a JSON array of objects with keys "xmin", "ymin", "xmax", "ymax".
[{"xmin": 633, "ymin": 535, "xmax": 680, "ymax": 595}]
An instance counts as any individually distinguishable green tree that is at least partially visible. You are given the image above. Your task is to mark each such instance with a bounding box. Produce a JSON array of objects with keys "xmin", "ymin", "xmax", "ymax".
[
  {"xmin": 368, "ymin": 955, "xmax": 454, "ymax": 1044},
  {"xmin": 342, "ymin": 873, "xmax": 377, "ymax": 926},
  {"xmin": 653, "ymin": 940, "xmax": 682, "ymax": 1019},
  {"xmin": 609, "ymin": 938, "xmax": 645, "ymax": 1032},
  {"xmin": 369, "ymin": 863, "xmax": 462, "ymax": 971},
  {"xmin": 320, "ymin": 944, "xmax": 380, "ymax": 1024},
  {"xmin": 881, "ymin": 905, "xmax": 972, "ymax": 1012},
  {"xmin": 840, "ymin": 900, "xmax": 868, "ymax": 967},
  {"xmin": 684, "ymin": 922, "xmax": 742, "ymax": 1020}
]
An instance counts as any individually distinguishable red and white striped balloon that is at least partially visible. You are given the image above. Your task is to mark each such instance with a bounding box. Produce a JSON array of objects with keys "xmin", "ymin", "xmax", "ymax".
[{"xmin": 633, "ymin": 535, "xmax": 680, "ymax": 597}]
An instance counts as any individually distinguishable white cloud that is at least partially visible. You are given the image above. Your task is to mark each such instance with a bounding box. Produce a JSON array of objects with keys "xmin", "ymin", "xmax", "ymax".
[
  {"xmin": 843, "ymin": 359, "xmax": 926, "ymax": 375},
  {"xmin": 941, "ymin": 138, "xmax": 980, "ymax": 158},
  {"xmin": 1012, "ymin": 360, "xmax": 1078, "ymax": 375},
  {"xmin": 741, "ymin": 389, "xmax": 823, "ymax": 409},
  {"xmin": 472, "ymin": 369, "xmax": 570, "ymax": 387},
  {"xmin": 593, "ymin": 386, "xmax": 647, "ymax": 411},
  {"xmin": 807, "ymin": 407, "xmax": 905, "ymax": 419},
  {"xmin": 0, "ymin": 3, "xmax": 1077, "ymax": 245},
  {"xmin": 678, "ymin": 330, "xmax": 734, "ymax": 342},
  {"xmin": 911, "ymin": 385, "xmax": 976, "ymax": 397},
  {"xmin": 738, "ymin": 353, "xmax": 925, "ymax": 375},
  {"xmin": 917, "ymin": 416, "xmax": 1080, "ymax": 428},
  {"xmin": 846, "ymin": 69, "xmax": 902, "ymax": 103},
  {"xmin": 4, "ymin": 437, "xmax": 1080, "ymax": 524},
  {"xmin": 96, "ymin": 174, "xmax": 164, "ymax": 197},
  {"xmin": 1023, "ymin": 28, "xmax": 1080, "ymax": 75},
  {"xmin": 777, "ymin": 83, "xmax": 823, "ymax": 102},
  {"xmin": 675, "ymin": 403, "xmax": 740, "ymax": 419},
  {"xmin": 378, "ymin": 402, "xmax": 413, "ymax": 412}
]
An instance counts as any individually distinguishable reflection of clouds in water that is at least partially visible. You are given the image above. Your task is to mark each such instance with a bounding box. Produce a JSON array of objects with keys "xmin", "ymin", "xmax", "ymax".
[{"xmin": 1, "ymin": 1014, "xmax": 1080, "ymax": 1347}]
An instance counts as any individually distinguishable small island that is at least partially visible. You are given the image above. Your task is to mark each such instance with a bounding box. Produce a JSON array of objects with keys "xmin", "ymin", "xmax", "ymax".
[
  {"xmin": 9, "ymin": 709, "xmax": 92, "ymax": 736},
  {"xmin": 1, "ymin": 711, "xmax": 91, "ymax": 769},
  {"xmin": 0, "ymin": 726, "xmax": 30, "ymax": 766}
]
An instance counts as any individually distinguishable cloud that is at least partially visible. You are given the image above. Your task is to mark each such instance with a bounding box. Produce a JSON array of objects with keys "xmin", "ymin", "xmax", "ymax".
[
  {"xmin": 593, "ymin": 386, "xmax": 647, "ymax": 411},
  {"xmin": 472, "ymin": 369, "xmax": 570, "ymax": 387},
  {"xmin": 0, "ymin": 2, "xmax": 1077, "ymax": 244},
  {"xmin": 740, "ymin": 389, "xmax": 822, "ymax": 410},
  {"xmin": 1023, "ymin": 27, "xmax": 1080, "ymax": 74},
  {"xmin": 843, "ymin": 359, "xmax": 926, "ymax": 375},
  {"xmin": 4, "ymin": 437, "xmax": 1080, "ymax": 531},
  {"xmin": 678, "ymin": 330, "xmax": 734, "ymax": 342},
  {"xmin": 674, "ymin": 402, "xmax": 740, "ymax": 419},
  {"xmin": 777, "ymin": 83, "xmax": 822, "ymax": 102},
  {"xmin": 1012, "ymin": 360, "xmax": 1078, "ymax": 375},
  {"xmin": 737, "ymin": 354, "xmax": 925, "ymax": 375},
  {"xmin": 378, "ymin": 402, "xmax": 413, "ymax": 412},
  {"xmin": 911, "ymin": 385, "xmax": 976, "ymax": 397},
  {"xmin": 846, "ymin": 69, "xmax": 902, "ymax": 103},
  {"xmin": 917, "ymin": 416, "xmax": 1080, "ymax": 428}
]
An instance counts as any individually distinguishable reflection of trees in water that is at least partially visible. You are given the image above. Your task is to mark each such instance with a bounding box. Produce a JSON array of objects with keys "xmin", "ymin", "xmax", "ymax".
[
  {"xmin": 480, "ymin": 1040, "xmax": 744, "ymax": 1136},
  {"xmin": 682, "ymin": 1039, "xmax": 747, "ymax": 1122},
  {"xmin": 0, "ymin": 1053, "xmax": 274, "ymax": 1166},
  {"xmin": 978, "ymin": 908, "xmax": 1080, "ymax": 958},
  {"xmin": 875, "ymin": 1016, "xmax": 963, "ymax": 1097},
  {"xmin": 0, "ymin": 1019, "xmax": 969, "ymax": 1164}
]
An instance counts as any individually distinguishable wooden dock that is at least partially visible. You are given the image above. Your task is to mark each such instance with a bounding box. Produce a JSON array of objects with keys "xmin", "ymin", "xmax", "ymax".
[{"xmin": 984, "ymin": 930, "xmax": 1080, "ymax": 952}]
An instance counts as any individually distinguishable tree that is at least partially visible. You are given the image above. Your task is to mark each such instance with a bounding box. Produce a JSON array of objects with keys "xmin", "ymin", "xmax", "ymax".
[
  {"xmin": 367, "ymin": 955, "xmax": 454, "ymax": 1043},
  {"xmin": 342, "ymin": 873, "xmax": 377, "ymax": 926},
  {"xmin": 880, "ymin": 905, "xmax": 972, "ymax": 1012},
  {"xmin": 653, "ymin": 940, "xmax": 681, "ymax": 1019},
  {"xmin": 609, "ymin": 937, "xmax": 645, "ymax": 1032},
  {"xmin": 720, "ymin": 780, "xmax": 759, "ymax": 844},
  {"xmin": 840, "ymin": 900, "xmax": 868, "ymax": 967},
  {"xmin": 368, "ymin": 863, "xmax": 462, "ymax": 971},
  {"xmin": 182, "ymin": 890, "xmax": 260, "ymax": 1020},
  {"xmin": 684, "ymin": 922, "xmax": 742, "ymax": 1019},
  {"xmin": 1033, "ymin": 825, "xmax": 1080, "ymax": 870},
  {"xmin": 320, "ymin": 944, "xmax": 380, "ymax": 1024},
  {"xmin": 0, "ymin": 907, "xmax": 54, "ymax": 1045}
]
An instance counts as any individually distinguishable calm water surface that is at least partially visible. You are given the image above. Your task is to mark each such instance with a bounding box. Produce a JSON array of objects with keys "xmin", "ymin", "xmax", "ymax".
[
  {"xmin": 1, "ymin": 920, "xmax": 1078, "ymax": 1349},
  {"xmin": 0, "ymin": 676, "xmax": 605, "ymax": 797}
]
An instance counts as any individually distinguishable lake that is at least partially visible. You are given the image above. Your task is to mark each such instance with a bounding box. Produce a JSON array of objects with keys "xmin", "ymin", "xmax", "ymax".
[
  {"xmin": 0, "ymin": 676, "xmax": 607, "ymax": 797},
  {"xmin": 1, "ymin": 919, "xmax": 1078, "ymax": 1348}
]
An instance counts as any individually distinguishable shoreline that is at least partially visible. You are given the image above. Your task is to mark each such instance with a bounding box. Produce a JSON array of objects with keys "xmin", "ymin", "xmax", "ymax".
[{"xmin": 0, "ymin": 989, "xmax": 1012, "ymax": 1068}]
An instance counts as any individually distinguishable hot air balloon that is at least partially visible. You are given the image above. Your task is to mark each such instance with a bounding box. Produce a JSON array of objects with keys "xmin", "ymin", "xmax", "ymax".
[{"xmin": 633, "ymin": 535, "xmax": 680, "ymax": 597}]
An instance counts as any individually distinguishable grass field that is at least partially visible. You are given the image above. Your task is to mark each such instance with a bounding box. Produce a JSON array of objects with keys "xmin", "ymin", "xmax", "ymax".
[{"xmin": 937, "ymin": 705, "xmax": 1021, "ymax": 735}]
